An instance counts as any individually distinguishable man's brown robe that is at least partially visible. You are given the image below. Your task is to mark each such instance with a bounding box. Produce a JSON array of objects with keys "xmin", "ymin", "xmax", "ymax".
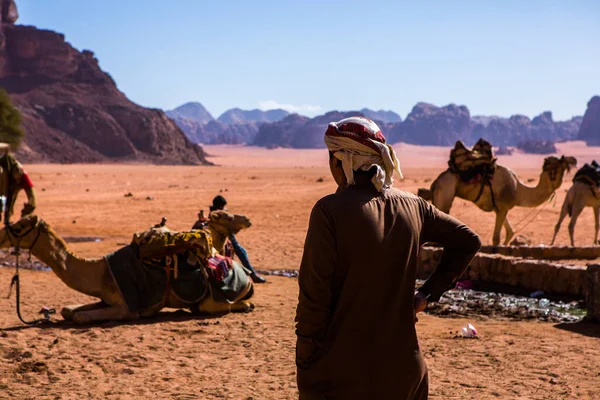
[{"xmin": 295, "ymin": 181, "xmax": 481, "ymax": 399}]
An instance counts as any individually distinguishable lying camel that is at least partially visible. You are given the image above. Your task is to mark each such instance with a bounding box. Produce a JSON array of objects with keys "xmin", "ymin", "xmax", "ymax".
[
  {"xmin": 551, "ymin": 181, "xmax": 600, "ymax": 246},
  {"xmin": 0, "ymin": 211, "xmax": 254, "ymax": 324},
  {"xmin": 419, "ymin": 156, "xmax": 577, "ymax": 246}
]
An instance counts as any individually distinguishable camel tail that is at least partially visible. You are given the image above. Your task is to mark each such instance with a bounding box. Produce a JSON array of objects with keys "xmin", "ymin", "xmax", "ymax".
[{"xmin": 418, "ymin": 188, "xmax": 432, "ymax": 201}]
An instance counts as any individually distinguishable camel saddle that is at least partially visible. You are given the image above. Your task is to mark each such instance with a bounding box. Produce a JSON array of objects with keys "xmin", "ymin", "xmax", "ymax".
[
  {"xmin": 573, "ymin": 160, "xmax": 600, "ymax": 188},
  {"xmin": 105, "ymin": 226, "xmax": 249, "ymax": 313},
  {"xmin": 448, "ymin": 138, "xmax": 497, "ymax": 183}
]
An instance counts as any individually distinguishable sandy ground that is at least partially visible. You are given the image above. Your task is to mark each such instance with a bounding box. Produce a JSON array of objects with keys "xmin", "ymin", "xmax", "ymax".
[{"xmin": 0, "ymin": 141, "xmax": 599, "ymax": 399}]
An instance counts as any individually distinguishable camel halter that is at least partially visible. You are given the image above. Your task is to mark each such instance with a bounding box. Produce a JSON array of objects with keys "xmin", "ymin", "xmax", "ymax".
[{"xmin": 5, "ymin": 219, "xmax": 55, "ymax": 325}]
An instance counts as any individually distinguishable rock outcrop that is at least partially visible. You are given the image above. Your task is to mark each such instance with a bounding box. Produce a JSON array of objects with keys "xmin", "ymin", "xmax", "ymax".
[
  {"xmin": 577, "ymin": 96, "xmax": 600, "ymax": 145},
  {"xmin": 166, "ymin": 102, "xmax": 214, "ymax": 124},
  {"xmin": 217, "ymin": 108, "xmax": 289, "ymax": 125},
  {"xmin": 388, "ymin": 103, "xmax": 472, "ymax": 146},
  {"xmin": 251, "ymin": 104, "xmax": 583, "ymax": 149},
  {"xmin": 359, "ymin": 108, "xmax": 402, "ymax": 124},
  {"xmin": 0, "ymin": 5, "xmax": 209, "ymax": 164}
]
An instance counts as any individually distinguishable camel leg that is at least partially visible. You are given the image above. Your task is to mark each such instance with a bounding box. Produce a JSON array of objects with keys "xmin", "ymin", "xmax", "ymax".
[
  {"xmin": 568, "ymin": 200, "xmax": 585, "ymax": 247},
  {"xmin": 552, "ymin": 197, "xmax": 570, "ymax": 245},
  {"xmin": 594, "ymin": 207, "xmax": 600, "ymax": 246},
  {"xmin": 61, "ymin": 302, "xmax": 106, "ymax": 321},
  {"xmin": 196, "ymin": 282, "xmax": 255, "ymax": 315},
  {"xmin": 492, "ymin": 210, "xmax": 508, "ymax": 247},
  {"xmin": 71, "ymin": 304, "xmax": 137, "ymax": 324},
  {"xmin": 503, "ymin": 217, "xmax": 515, "ymax": 245}
]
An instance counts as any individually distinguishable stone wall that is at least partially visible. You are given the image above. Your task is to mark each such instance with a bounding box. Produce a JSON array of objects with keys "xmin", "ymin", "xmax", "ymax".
[
  {"xmin": 587, "ymin": 264, "xmax": 600, "ymax": 322},
  {"xmin": 479, "ymin": 245, "xmax": 600, "ymax": 260},
  {"xmin": 419, "ymin": 247, "xmax": 587, "ymax": 296}
]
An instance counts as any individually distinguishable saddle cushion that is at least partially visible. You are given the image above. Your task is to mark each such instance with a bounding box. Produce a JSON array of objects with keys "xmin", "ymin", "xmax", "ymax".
[
  {"xmin": 573, "ymin": 160, "xmax": 600, "ymax": 187},
  {"xmin": 106, "ymin": 245, "xmax": 209, "ymax": 313},
  {"xmin": 449, "ymin": 138, "xmax": 496, "ymax": 182}
]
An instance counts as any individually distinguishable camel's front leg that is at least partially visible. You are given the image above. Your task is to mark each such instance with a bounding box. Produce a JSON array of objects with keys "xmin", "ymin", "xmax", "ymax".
[
  {"xmin": 594, "ymin": 207, "xmax": 599, "ymax": 245},
  {"xmin": 503, "ymin": 217, "xmax": 515, "ymax": 245},
  {"xmin": 72, "ymin": 305, "xmax": 137, "ymax": 324},
  {"xmin": 61, "ymin": 302, "xmax": 106, "ymax": 321},
  {"xmin": 492, "ymin": 209, "xmax": 508, "ymax": 247},
  {"xmin": 552, "ymin": 197, "xmax": 570, "ymax": 245},
  {"xmin": 568, "ymin": 200, "xmax": 585, "ymax": 247}
]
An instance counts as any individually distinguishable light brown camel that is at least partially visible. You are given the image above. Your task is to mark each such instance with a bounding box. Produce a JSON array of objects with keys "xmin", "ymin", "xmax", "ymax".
[
  {"xmin": 0, "ymin": 211, "xmax": 254, "ymax": 324},
  {"xmin": 551, "ymin": 182, "xmax": 600, "ymax": 246},
  {"xmin": 418, "ymin": 156, "xmax": 577, "ymax": 246}
]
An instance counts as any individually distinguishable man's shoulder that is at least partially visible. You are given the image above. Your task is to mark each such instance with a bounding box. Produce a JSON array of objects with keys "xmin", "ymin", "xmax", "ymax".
[{"xmin": 384, "ymin": 187, "xmax": 422, "ymax": 202}]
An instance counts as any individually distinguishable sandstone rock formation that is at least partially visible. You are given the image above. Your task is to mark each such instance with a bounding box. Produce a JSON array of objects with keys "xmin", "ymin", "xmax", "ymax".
[
  {"xmin": 0, "ymin": 7, "xmax": 209, "ymax": 164},
  {"xmin": 388, "ymin": 103, "xmax": 472, "ymax": 146},
  {"xmin": 577, "ymin": 96, "xmax": 600, "ymax": 145},
  {"xmin": 516, "ymin": 140, "xmax": 557, "ymax": 154},
  {"xmin": 359, "ymin": 108, "xmax": 402, "ymax": 123},
  {"xmin": 250, "ymin": 104, "xmax": 582, "ymax": 149},
  {"xmin": 217, "ymin": 108, "xmax": 289, "ymax": 125},
  {"xmin": 252, "ymin": 111, "xmax": 389, "ymax": 149},
  {"xmin": 166, "ymin": 102, "xmax": 214, "ymax": 124}
]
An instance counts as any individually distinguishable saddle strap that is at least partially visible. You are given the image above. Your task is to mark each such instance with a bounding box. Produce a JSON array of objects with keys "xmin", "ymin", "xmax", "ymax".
[{"xmin": 473, "ymin": 171, "xmax": 497, "ymax": 210}]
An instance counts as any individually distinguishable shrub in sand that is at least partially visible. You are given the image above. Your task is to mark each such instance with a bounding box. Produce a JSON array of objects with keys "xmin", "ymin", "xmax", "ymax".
[{"xmin": 0, "ymin": 88, "xmax": 24, "ymax": 149}]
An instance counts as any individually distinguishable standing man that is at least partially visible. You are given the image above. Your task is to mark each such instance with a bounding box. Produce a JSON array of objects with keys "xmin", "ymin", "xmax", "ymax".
[
  {"xmin": 295, "ymin": 117, "xmax": 481, "ymax": 399},
  {"xmin": 206, "ymin": 195, "xmax": 266, "ymax": 284},
  {"xmin": 0, "ymin": 144, "xmax": 36, "ymax": 223}
]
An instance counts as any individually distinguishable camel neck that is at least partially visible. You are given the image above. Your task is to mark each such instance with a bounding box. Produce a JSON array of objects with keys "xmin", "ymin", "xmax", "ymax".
[
  {"xmin": 515, "ymin": 170, "xmax": 556, "ymax": 207},
  {"xmin": 32, "ymin": 227, "xmax": 106, "ymax": 297},
  {"xmin": 209, "ymin": 226, "xmax": 228, "ymax": 253}
]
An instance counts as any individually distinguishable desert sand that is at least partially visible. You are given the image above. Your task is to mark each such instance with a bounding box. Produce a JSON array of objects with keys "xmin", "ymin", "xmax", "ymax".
[{"xmin": 1, "ymin": 142, "xmax": 599, "ymax": 399}]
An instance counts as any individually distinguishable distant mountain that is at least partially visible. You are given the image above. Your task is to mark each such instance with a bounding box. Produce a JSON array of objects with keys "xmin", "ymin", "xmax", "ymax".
[
  {"xmin": 253, "ymin": 111, "xmax": 390, "ymax": 149},
  {"xmin": 167, "ymin": 100, "xmax": 585, "ymax": 148},
  {"xmin": 388, "ymin": 103, "xmax": 471, "ymax": 146},
  {"xmin": 217, "ymin": 108, "xmax": 289, "ymax": 124},
  {"xmin": 252, "ymin": 103, "xmax": 583, "ymax": 149},
  {"xmin": 578, "ymin": 96, "xmax": 600, "ymax": 145},
  {"xmin": 173, "ymin": 119, "xmax": 260, "ymax": 145},
  {"xmin": 166, "ymin": 102, "xmax": 214, "ymax": 124},
  {"xmin": 359, "ymin": 108, "xmax": 402, "ymax": 123}
]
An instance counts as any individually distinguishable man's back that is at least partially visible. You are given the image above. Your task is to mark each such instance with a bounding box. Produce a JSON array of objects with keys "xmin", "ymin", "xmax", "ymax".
[{"xmin": 296, "ymin": 183, "xmax": 480, "ymax": 399}]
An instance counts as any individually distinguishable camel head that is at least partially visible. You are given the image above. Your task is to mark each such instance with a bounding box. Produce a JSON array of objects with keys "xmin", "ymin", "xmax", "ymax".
[
  {"xmin": 208, "ymin": 210, "xmax": 252, "ymax": 236},
  {"xmin": 542, "ymin": 155, "xmax": 577, "ymax": 188},
  {"xmin": 0, "ymin": 214, "xmax": 44, "ymax": 250}
]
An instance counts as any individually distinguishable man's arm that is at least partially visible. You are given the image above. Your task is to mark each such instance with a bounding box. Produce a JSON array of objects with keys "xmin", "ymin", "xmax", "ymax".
[
  {"xmin": 418, "ymin": 201, "xmax": 481, "ymax": 302},
  {"xmin": 295, "ymin": 201, "xmax": 337, "ymax": 367}
]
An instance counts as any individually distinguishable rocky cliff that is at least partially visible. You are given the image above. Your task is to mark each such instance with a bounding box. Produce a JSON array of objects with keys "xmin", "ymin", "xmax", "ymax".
[
  {"xmin": 166, "ymin": 102, "xmax": 214, "ymax": 124},
  {"xmin": 251, "ymin": 104, "xmax": 582, "ymax": 149},
  {"xmin": 577, "ymin": 96, "xmax": 600, "ymax": 145},
  {"xmin": 0, "ymin": 3, "xmax": 209, "ymax": 164},
  {"xmin": 217, "ymin": 108, "xmax": 289, "ymax": 125}
]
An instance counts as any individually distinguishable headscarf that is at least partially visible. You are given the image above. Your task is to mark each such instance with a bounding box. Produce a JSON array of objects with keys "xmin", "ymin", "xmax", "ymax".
[{"xmin": 324, "ymin": 116, "xmax": 402, "ymax": 191}]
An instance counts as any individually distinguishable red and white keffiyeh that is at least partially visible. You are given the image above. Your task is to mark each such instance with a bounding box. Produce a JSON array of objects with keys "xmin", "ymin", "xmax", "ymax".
[{"xmin": 324, "ymin": 116, "xmax": 402, "ymax": 191}]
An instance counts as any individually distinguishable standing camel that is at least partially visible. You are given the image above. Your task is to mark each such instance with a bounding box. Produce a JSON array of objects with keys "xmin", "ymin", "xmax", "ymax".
[
  {"xmin": 551, "ymin": 181, "xmax": 600, "ymax": 246},
  {"xmin": 419, "ymin": 156, "xmax": 577, "ymax": 246},
  {"xmin": 0, "ymin": 212, "xmax": 255, "ymax": 324}
]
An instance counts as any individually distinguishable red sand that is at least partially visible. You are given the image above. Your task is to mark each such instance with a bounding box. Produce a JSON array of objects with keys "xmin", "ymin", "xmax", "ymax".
[{"xmin": 1, "ymin": 142, "xmax": 599, "ymax": 399}]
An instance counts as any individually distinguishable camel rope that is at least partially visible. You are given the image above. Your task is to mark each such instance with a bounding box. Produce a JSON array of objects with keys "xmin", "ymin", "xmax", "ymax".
[{"xmin": 5, "ymin": 220, "xmax": 55, "ymax": 325}]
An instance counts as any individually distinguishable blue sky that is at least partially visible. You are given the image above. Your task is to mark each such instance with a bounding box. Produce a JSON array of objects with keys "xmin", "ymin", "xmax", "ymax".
[{"xmin": 18, "ymin": 0, "xmax": 600, "ymax": 120}]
